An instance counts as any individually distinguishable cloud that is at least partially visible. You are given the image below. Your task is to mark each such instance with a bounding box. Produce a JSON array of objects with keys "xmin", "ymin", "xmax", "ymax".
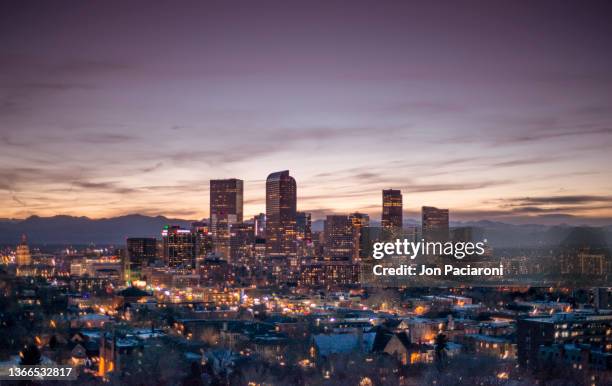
[
  {"xmin": 139, "ymin": 162, "xmax": 164, "ymax": 173},
  {"xmin": 383, "ymin": 101, "xmax": 465, "ymax": 115},
  {"xmin": 495, "ymin": 127, "xmax": 612, "ymax": 145},
  {"xmin": 76, "ymin": 133, "xmax": 137, "ymax": 144},
  {"xmin": 487, "ymin": 195, "xmax": 612, "ymax": 218},
  {"xmin": 505, "ymin": 195, "xmax": 612, "ymax": 206},
  {"xmin": 72, "ymin": 181, "xmax": 138, "ymax": 195},
  {"xmin": 401, "ymin": 180, "xmax": 513, "ymax": 193},
  {"xmin": 490, "ymin": 156, "xmax": 560, "ymax": 168}
]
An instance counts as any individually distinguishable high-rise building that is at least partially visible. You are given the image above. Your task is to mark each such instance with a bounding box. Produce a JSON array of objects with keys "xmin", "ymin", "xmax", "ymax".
[
  {"xmin": 349, "ymin": 212, "xmax": 369, "ymax": 261},
  {"xmin": 422, "ymin": 206, "xmax": 450, "ymax": 242},
  {"xmin": 230, "ymin": 222, "xmax": 255, "ymax": 264},
  {"xmin": 296, "ymin": 211, "xmax": 313, "ymax": 258},
  {"xmin": 265, "ymin": 170, "xmax": 297, "ymax": 257},
  {"xmin": 253, "ymin": 213, "xmax": 266, "ymax": 238},
  {"xmin": 162, "ymin": 226, "xmax": 197, "ymax": 269},
  {"xmin": 15, "ymin": 234, "xmax": 32, "ymax": 266},
  {"xmin": 210, "ymin": 179, "xmax": 243, "ymax": 258},
  {"xmin": 382, "ymin": 189, "xmax": 403, "ymax": 230},
  {"xmin": 126, "ymin": 237, "xmax": 157, "ymax": 278},
  {"xmin": 191, "ymin": 221, "xmax": 214, "ymax": 264},
  {"xmin": 324, "ymin": 215, "xmax": 354, "ymax": 261},
  {"xmin": 296, "ymin": 211, "xmax": 312, "ymax": 243}
]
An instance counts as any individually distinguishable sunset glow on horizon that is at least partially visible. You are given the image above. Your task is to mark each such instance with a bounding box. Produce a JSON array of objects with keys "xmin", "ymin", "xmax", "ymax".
[{"xmin": 1, "ymin": 1, "xmax": 611, "ymax": 224}]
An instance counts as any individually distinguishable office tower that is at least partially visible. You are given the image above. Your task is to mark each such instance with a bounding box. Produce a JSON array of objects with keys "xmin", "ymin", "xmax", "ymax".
[
  {"xmin": 253, "ymin": 213, "xmax": 266, "ymax": 237},
  {"xmin": 230, "ymin": 222, "xmax": 255, "ymax": 264},
  {"xmin": 422, "ymin": 206, "xmax": 450, "ymax": 242},
  {"xmin": 191, "ymin": 221, "xmax": 214, "ymax": 264},
  {"xmin": 265, "ymin": 170, "xmax": 297, "ymax": 257},
  {"xmin": 15, "ymin": 234, "xmax": 32, "ymax": 266},
  {"xmin": 162, "ymin": 225, "xmax": 197, "ymax": 269},
  {"xmin": 382, "ymin": 189, "xmax": 403, "ymax": 230},
  {"xmin": 210, "ymin": 179, "xmax": 243, "ymax": 258},
  {"xmin": 349, "ymin": 212, "xmax": 369, "ymax": 261},
  {"xmin": 324, "ymin": 215, "xmax": 354, "ymax": 261},
  {"xmin": 296, "ymin": 212, "xmax": 312, "ymax": 243},
  {"xmin": 126, "ymin": 237, "xmax": 157, "ymax": 277},
  {"xmin": 296, "ymin": 211, "xmax": 312, "ymax": 258}
]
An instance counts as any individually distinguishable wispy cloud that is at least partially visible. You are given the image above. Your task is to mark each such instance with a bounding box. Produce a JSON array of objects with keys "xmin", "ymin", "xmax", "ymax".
[{"xmin": 504, "ymin": 195, "xmax": 612, "ymax": 206}]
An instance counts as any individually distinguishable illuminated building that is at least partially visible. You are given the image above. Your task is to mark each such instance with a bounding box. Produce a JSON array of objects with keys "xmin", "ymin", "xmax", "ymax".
[
  {"xmin": 265, "ymin": 170, "xmax": 297, "ymax": 257},
  {"xmin": 191, "ymin": 221, "xmax": 214, "ymax": 264},
  {"xmin": 229, "ymin": 222, "xmax": 255, "ymax": 264},
  {"xmin": 15, "ymin": 234, "xmax": 32, "ymax": 266},
  {"xmin": 578, "ymin": 251, "xmax": 606, "ymax": 275},
  {"xmin": 538, "ymin": 343, "xmax": 612, "ymax": 371},
  {"xmin": 324, "ymin": 215, "xmax": 354, "ymax": 261},
  {"xmin": 210, "ymin": 179, "xmax": 243, "ymax": 259},
  {"xmin": 162, "ymin": 226, "xmax": 197, "ymax": 269},
  {"xmin": 463, "ymin": 334, "xmax": 516, "ymax": 359},
  {"xmin": 296, "ymin": 211, "xmax": 312, "ymax": 243},
  {"xmin": 517, "ymin": 313, "xmax": 612, "ymax": 368},
  {"xmin": 251, "ymin": 238, "xmax": 267, "ymax": 275},
  {"xmin": 70, "ymin": 276, "xmax": 116, "ymax": 294},
  {"xmin": 126, "ymin": 237, "xmax": 156, "ymax": 279},
  {"xmin": 299, "ymin": 261, "xmax": 360, "ymax": 287},
  {"xmin": 198, "ymin": 256, "xmax": 232, "ymax": 286},
  {"xmin": 70, "ymin": 259, "xmax": 85, "ymax": 276},
  {"xmin": 296, "ymin": 211, "xmax": 312, "ymax": 257},
  {"xmin": 349, "ymin": 212, "xmax": 369, "ymax": 261},
  {"xmin": 70, "ymin": 256, "xmax": 124, "ymax": 280},
  {"xmin": 253, "ymin": 213, "xmax": 266, "ymax": 237},
  {"xmin": 382, "ymin": 189, "xmax": 403, "ymax": 230},
  {"xmin": 422, "ymin": 206, "xmax": 449, "ymax": 242}
]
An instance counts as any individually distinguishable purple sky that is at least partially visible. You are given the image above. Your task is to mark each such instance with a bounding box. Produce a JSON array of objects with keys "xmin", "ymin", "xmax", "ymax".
[{"xmin": 1, "ymin": 1, "xmax": 612, "ymax": 224}]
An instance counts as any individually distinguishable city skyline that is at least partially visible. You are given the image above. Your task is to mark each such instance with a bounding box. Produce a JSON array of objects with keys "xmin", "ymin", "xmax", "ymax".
[{"xmin": 1, "ymin": 1, "xmax": 612, "ymax": 224}]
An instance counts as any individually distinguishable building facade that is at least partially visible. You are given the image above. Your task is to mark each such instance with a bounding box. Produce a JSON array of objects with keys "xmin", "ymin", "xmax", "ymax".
[
  {"xmin": 422, "ymin": 206, "xmax": 450, "ymax": 242},
  {"xmin": 210, "ymin": 179, "xmax": 244, "ymax": 259},
  {"xmin": 265, "ymin": 170, "xmax": 297, "ymax": 257},
  {"xmin": 382, "ymin": 189, "xmax": 403, "ymax": 230}
]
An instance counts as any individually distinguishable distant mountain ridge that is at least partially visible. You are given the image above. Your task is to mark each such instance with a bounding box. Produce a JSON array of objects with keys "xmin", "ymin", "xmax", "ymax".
[
  {"xmin": 0, "ymin": 214, "xmax": 195, "ymax": 245},
  {"xmin": 0, "ymin": 214, "xmax": 611, "ymax": 248}
]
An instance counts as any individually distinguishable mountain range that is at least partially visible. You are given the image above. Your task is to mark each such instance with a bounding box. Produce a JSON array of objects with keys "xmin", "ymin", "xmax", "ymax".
[
  {"xmin": 0, "ymin": 215, "xmax": 193, "ymax": 245},
  {"xmin": 0, "ymin": 215, "xmax": 611, "ymax": 248}
]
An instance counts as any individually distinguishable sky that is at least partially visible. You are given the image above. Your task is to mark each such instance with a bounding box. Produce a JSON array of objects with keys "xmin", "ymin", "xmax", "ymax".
[{"xmin": 1, "ymin": 1, "xmax": 612, "ymax": 224}]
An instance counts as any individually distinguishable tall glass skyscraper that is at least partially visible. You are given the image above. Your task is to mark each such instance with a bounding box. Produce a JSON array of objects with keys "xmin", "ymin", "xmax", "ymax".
[
  {"xmin": 265, "ymin": 170, "xmax": 297, "ymax": 257},
  {"xmin": 382, "ymin": 189, "xmax": 403, "ymax": 230},
  {"xmin": 210, "ymin": 179, "xmax": 243, "ymax": 259}
]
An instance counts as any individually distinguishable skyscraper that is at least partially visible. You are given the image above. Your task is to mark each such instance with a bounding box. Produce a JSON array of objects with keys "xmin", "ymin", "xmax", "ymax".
[
  {"xmin": 422, "ymin": 206, "xmax": 450, "ymax": 242},
  {"xmin": 210, "ymin": 179, "xmax": 243, "ymax": 258},
  {"xmin": 191, "ymin": 221, "xmax": 214, "ymax": 263},
  {"xmin": 296, "ymin": 211, "xmax": 312, "ymax": 243},
  {"xmin": 382, "ymin": 189, "xmax": 403, "ymax": 230},
  {"xmin": 265, "ymin": 170, "xmax": 297, "ymax": 257},
  {"xmin": 349, "ymin": 212, "xmax": 369, "ymax": 261},
  {"xmin": 230, "ymin": 222, "xmax": 255, "ymax": 264},
  {"xmin": 324, "ymin": 215, "xmax": 354, "ymax": 261},
  {"xmin": 162, "ymin": 225, "xmax": 197, "ymax": 269}
]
